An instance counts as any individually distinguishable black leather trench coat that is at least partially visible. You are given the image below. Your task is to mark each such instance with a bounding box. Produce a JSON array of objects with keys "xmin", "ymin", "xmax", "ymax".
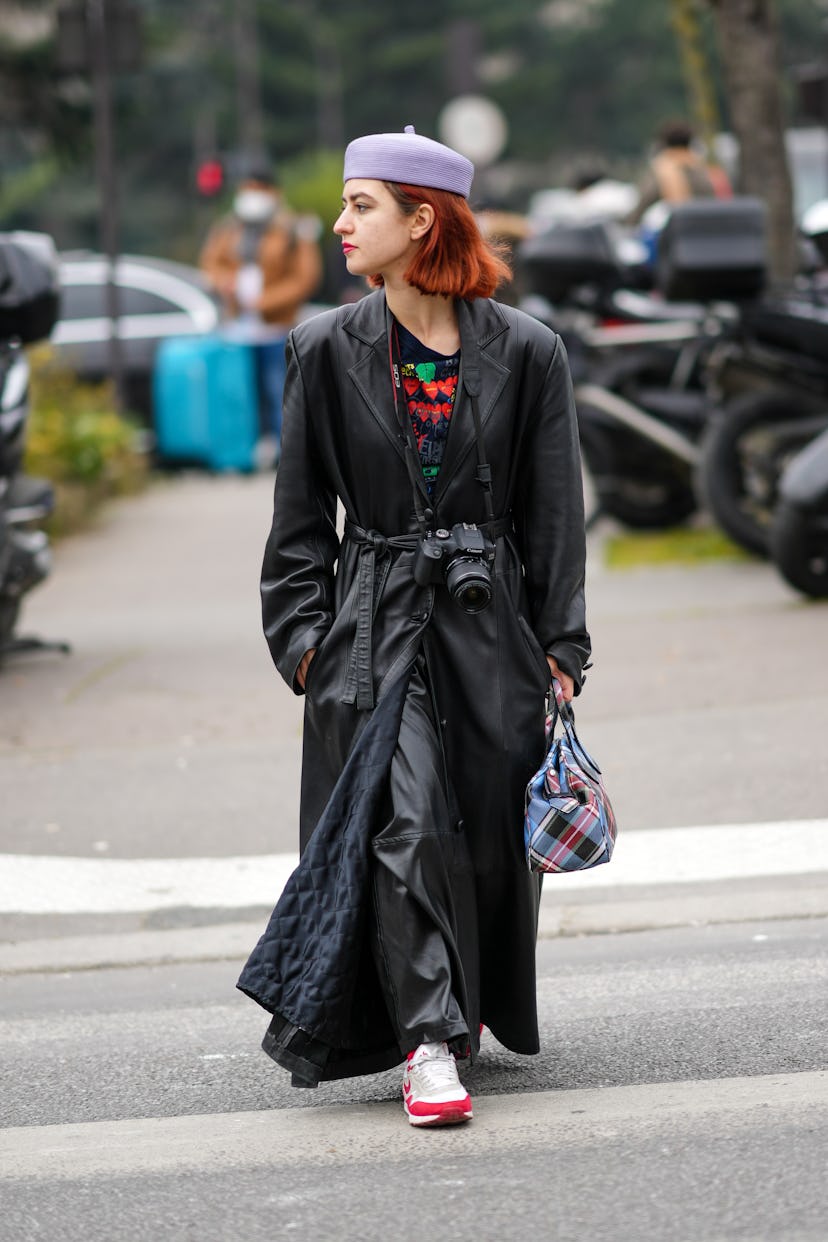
[{"xmin": 239, "ymin": 289, "xmax": 590, "ymax": 1083}]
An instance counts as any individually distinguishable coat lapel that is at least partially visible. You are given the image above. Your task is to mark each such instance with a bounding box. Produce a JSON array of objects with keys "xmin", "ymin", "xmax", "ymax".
[
  {"xmin": 432, "ymin": 299, "xmax": 511, "ymax": 502},
  {"xmin": 342, "ymin": 291, "xmax": 410, "ymax": 470}
]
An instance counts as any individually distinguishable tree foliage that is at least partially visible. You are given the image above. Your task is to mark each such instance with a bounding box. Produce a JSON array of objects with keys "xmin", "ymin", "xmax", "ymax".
[{"xmin": 0, "ymin": 0, "xmax": 824, "ymax": 260}]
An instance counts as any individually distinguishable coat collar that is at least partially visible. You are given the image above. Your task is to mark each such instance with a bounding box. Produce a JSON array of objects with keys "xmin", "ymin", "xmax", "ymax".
[
  {"xmin": 341, "ymin": 287, "xmax": 510, "ymax": 350},
  {"xmin": 343, "ymin": 291, "xmax": 512, "ymax": 508}
]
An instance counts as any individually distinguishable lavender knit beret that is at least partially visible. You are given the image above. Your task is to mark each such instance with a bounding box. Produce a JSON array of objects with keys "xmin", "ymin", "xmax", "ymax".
[{"xmin": 343, "ymin": 125, "xmax": 474, "ymax": 198}]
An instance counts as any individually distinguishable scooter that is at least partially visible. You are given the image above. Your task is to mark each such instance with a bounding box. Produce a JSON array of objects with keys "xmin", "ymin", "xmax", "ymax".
[
  {"xmin": 769, "ymin": 426, "xmax": 828, "ymax": 597},
  {"xmin": 516, "ymin": 215, "xmax": 734, "ymax": 529},
  {"xmin": 520, "ymin": 199, "xmax": 828, "ymax": 551},
  {"xmin": 694, "ymin": 201, "xmax": 828, "ymax": 556},
  {"xmin": 697, "ymin": 290, "xmax": 828, "ymax": 556},
  {"xmin": 0, "ymin": 232, "xmax": 69, "ymax": 662}
]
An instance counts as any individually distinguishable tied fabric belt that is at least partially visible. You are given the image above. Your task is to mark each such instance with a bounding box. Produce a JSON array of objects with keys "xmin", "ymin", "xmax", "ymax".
[{"xmin": 343, "ymin": 516, "xmax": 513, "ymax": 711}]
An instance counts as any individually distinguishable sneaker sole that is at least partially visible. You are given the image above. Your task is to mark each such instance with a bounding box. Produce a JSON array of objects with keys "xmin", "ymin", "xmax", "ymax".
[{"xmin": 405, "ymin": 1105, "xmax": 473, "ymax": 1128}]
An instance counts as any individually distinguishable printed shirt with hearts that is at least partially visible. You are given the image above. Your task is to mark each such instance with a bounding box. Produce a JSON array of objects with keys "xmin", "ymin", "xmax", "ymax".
[{"xmin": 396, "ymin": 319, "xmax": 460, "ymax": 495}]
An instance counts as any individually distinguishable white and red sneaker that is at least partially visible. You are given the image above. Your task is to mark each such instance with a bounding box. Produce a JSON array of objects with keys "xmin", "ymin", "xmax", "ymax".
[{"xmin": 402, "ymin": 1041, "xmax": 473, "ymax": 1128}]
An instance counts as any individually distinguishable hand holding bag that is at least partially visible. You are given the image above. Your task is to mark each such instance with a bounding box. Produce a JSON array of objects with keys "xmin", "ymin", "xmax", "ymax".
[{"xmin": 524, "ymin": 678, "xmax": 618, "ymax": 874}]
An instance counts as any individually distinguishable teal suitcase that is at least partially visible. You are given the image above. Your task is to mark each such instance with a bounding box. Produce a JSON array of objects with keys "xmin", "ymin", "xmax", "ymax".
[{"xmin": 153, "ymin": 335, "xmax": 258, "ymax": 471}]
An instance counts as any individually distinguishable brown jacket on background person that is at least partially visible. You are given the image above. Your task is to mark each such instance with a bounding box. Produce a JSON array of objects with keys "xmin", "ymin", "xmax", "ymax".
[{"xmin": 199, "ymin": 208, "xmax": 322, "ymax": 329}]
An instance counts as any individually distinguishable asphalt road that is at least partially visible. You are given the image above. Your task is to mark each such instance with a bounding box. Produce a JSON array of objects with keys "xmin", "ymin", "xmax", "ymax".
[
  {"xmin": 2, "ymin": 472, "xmax": 827, "ymax": 1242},
  {"xmin": 0, "ymin": 922, "xmax": 826, "ymax": 1241}
]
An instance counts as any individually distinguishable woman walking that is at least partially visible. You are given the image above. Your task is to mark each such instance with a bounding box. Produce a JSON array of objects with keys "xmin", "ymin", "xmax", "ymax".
[{"xmin": 238, "ymin": 126, "xmax": 591, "ymax": 1128}]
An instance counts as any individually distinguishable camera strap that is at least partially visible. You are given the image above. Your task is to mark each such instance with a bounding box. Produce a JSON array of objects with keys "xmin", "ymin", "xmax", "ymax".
[
  {"xmin": 387, "ymin": 318, "xmax": 433, "ymax": 536},
  {"xmin": 462, "ymin": 364, "xmax": 496, "ymax": 529}
]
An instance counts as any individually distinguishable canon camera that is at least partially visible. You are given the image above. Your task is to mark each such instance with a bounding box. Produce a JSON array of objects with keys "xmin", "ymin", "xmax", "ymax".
[{"xmin": 412, "ymin": 522, "xmax": 496, "ymax": 614}]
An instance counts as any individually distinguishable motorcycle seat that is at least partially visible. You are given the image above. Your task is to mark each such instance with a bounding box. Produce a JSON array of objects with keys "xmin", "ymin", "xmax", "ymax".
[
  {"xmin": 743, "ymin": 297, "xmax": 828, "ymax": 364},
  {"xmin": 5, "ymin": 474, "xmax": 54, "ymax": 520},
  {"xmin": 609, "ymin": 289, "xmax": 710, "ymax": 323},
  {"xmin": 634, "ymin": 387, "xmax": 710, "ymax": 426}
]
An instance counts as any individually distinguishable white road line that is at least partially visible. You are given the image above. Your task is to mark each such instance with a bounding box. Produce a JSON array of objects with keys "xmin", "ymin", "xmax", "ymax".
[
  {"xmin": 0, "ymin": 820, "xmax": 827, "ymax": 915},
  {"xmin": 0, "ymin": 1072, "xmax": 824, "ymax": 1180}
]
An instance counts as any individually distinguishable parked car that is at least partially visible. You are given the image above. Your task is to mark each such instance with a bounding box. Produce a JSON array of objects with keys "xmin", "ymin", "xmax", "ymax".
[{"xmin": 50, "ymin": 252, "xmax": 221, "ymax": 420}]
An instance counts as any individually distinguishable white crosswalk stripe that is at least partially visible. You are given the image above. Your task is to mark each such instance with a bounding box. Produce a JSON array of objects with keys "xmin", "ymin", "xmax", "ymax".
[{"xmin": 1, "ymin": 819, "xmax": 826, "ymax": 914}]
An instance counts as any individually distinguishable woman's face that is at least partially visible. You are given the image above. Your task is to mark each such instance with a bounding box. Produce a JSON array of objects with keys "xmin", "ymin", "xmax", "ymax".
[{"xmin": 334, "ymin": 179, "xmax": 427, "ymax": 281}]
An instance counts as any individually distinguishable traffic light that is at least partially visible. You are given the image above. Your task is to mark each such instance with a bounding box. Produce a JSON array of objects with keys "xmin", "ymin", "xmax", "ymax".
[{"xmin": 196, "ymin": 159, "xmax": 225, "ymax": 198}]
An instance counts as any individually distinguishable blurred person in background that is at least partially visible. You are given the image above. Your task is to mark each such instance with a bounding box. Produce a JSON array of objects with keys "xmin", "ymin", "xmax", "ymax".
[
  {"xmin": 625, "ymin": 118, "xmax": 732, "ymax": 268},
  {"xmin": 626, "ymin": 118, "xmax": 731, "ymax": 226},
  {"xmin": 570, "ymin": 162, "xmax": 639, "ymax": 222},
  {"xmin": 199, "ymin": 162, "xmax": 322, "ymax": 466}
]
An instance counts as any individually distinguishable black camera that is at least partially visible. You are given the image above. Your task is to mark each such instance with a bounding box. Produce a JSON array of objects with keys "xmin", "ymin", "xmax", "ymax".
[{"xmin": 412, "ymin": 522, "xmax": 496, "ymax": 614}]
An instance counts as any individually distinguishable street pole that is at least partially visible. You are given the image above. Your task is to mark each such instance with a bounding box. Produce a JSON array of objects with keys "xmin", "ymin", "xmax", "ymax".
[
  {"xmin": 312, "ymin": 18, "xmax": 344, "ymax": 152},
  {"xmin": 233, "ymin": 0, "xmax": 265, "ymax": 164},
  {"xmin": 87, "ymin": 0, "xmax": 126, "ymax": 413}
]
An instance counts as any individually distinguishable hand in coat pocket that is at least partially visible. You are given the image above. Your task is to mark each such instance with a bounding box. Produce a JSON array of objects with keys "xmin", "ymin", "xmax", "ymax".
[{"xmin": 297, "ymin": 648, "xmax": 317, "ymax": 690}]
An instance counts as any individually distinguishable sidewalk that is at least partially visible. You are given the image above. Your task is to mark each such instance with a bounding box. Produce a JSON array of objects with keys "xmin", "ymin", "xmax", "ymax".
[{"xmin": 2, "ymin": 472, "xmax": 827, "ymax": 969}]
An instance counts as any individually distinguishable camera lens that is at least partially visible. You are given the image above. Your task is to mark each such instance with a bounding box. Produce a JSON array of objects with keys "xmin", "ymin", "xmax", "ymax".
[{"xmin": 445, "ymin": 556, "xmax": 493, "ymax": 614}]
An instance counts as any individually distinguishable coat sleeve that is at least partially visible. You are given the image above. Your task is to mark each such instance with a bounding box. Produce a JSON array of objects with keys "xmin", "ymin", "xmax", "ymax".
[
  {"xmin": 260, "ymin": 330, "xmax": 339, "ymax": 692},
  {"xmin": 513, "ymin": 334, "xmax": 592, "ymax": 689}
]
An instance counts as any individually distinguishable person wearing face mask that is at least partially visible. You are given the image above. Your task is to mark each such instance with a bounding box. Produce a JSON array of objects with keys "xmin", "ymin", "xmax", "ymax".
[{"xmin": 199, "ymin": 164, "xmax": 322, "ymax": 465}]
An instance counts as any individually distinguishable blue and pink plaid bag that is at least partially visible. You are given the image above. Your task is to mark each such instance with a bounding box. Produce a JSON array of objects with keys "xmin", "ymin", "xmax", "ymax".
[{"xmin": 524, "ymin": 679, "xmax": 618, "ymax": 874}]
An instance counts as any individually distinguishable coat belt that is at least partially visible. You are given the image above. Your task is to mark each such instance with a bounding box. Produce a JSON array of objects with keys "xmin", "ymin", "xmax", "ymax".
[{"xmin": 342, "ymin": 516, "xmax": 513, "ymax": 711}]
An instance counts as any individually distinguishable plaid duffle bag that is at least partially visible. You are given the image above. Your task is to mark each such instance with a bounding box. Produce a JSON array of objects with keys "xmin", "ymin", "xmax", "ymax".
[{"xmin": 524, "ymin": 678, "xmax": 618, "ymax": 874}]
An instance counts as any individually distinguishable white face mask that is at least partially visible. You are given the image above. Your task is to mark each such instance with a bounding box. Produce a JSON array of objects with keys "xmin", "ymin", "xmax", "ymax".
[{"xmin": 234, "ymin": 189, "xmax": 277, "ymax": 224}]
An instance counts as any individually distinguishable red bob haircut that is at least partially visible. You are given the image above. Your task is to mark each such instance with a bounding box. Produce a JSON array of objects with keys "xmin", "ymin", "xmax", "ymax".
[{"xmin": 368, "ymin": 182, "xmax": 512, "ymax": 300}]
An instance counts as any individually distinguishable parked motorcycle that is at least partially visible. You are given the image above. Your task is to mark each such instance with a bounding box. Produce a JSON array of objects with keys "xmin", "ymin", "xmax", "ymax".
[
  {"xmin": 692, "ymin": 199, "xmax": 828, "ymax": 556},
  {"xmin": 697, "ymin": 290, "xmax": 828, "ymax": 556},
  {"xmin": 516, "ymin": 202, "xmax": 764, "ymax": 530},
  {"xmin": 769, "ymin": 426, "xmax": 828, "ymax": 597},
  {"xmin": 0, "ymin": 232, "xmax": 68, "ymax": 662}
]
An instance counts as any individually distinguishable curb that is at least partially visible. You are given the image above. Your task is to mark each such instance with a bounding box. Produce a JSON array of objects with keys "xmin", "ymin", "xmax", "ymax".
[
  {"xmin": 537, "ymin": 878, "xmax": 828, "ymax": 938},
  {"xmin": 0, "ymin": 921, "xmax": 259, "ymax": 976},
  {"xmin": 2, "ymin": 878, "xmax": 827, "ymax": 975}
]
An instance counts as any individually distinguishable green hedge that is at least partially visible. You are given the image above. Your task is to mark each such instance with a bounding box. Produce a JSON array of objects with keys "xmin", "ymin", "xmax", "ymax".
[{"xmin": 24, "ymin": 348, "xmax": 149, "ymax": 536}]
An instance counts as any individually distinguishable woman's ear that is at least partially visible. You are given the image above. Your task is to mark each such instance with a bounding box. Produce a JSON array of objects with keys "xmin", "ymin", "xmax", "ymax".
[{"xmin": 410, "ymin": 203, "xmax": 435, "ymax": 241}]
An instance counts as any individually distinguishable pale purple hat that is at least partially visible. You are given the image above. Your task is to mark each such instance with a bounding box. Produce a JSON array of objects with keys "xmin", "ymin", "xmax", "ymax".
[{"xmin": 343, "ymin": 125, "xmax": 474, "ymax": 198}]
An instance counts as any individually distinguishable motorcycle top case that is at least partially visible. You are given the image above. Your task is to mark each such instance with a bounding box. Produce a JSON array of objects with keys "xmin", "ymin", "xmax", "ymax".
[
  {"xmin": 516, "ymin": 221, "xmax": 622, "ymax": 302},
  {"xmin": 0, "ymin": 233, "xmax": 60, "ymax": 344},
  {"xmin": 153, "ymin": 334, "xmax": 258, "ymax": 471},
  {"xmin": 656, "ymin": 197, "xmax": 767, "ymax": 302}
]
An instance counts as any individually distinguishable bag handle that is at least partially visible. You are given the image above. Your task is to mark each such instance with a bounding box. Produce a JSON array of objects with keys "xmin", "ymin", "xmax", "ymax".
[
  {"xmin": 547, "ymin": 676, "xmax": 579, "ymax": 752},
  {"xmin": 549, "ymin": 676, "xmax": 575, "ymax": 729},
  {"xmin": 547, "ymin": 677, "xmax": 603, "ymax": 778}
]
